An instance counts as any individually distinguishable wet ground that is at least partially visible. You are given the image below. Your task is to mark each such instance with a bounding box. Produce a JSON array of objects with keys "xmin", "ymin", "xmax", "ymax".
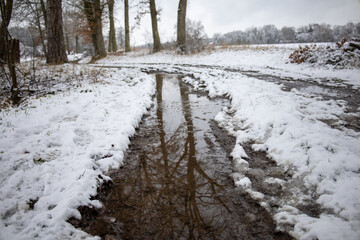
[
  {"xmin": 70, "ymin": 74, "xmax": 291, "ymax": 239},
  {"xmin": 103, "ymin": 63, "xmax": 360, "ymax": 132}
]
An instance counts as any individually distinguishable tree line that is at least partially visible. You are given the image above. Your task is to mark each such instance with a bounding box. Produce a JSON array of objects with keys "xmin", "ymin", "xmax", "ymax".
[
  {"xmin": 0, "ymin": 0, "xmax": 189, "ymax": 103},
  {"xmin": 2, "ymin": 0, "xmax": 190, "ymax": 59},
  {"xmin": 212, "ymin": 22, "xmax": 360, "ymax": 45}
]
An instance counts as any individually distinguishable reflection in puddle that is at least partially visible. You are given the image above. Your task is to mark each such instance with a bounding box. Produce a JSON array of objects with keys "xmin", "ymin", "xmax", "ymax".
[
  {"xmin": 72, "ymin": 74, "xmax": 290, "ymax": 239},
  {"xmin": 115, "ymin": 75, "xmax": 234, "ymax": 238}
]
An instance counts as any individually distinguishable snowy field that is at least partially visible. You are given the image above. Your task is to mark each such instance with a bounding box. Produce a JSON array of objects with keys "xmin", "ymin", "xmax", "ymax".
[{"xmin": 1, "ymin": 44, "xmax": 359, "ymax": 239}]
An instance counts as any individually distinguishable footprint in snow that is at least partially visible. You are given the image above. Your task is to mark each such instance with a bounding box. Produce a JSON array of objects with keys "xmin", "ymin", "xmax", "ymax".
[{"xmin": 73, "ymin": 128, "xmax": 93, "ymax": 146}]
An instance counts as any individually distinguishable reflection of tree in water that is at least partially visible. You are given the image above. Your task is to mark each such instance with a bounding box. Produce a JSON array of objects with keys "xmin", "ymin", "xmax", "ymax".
[{"xmin": 108, "ymin": 75, "xmax": 233, "ymax": 239}]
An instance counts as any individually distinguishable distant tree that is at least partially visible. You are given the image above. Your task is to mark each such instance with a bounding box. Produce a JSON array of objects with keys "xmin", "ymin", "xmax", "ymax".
[
  {"xmin": 62, "ymin": 2, "xmax": 90, "ymax": 54},
  {"xmin": 281, "ymin": 27, "xmax": 295, "ymax": 43},
  {"xmin": 260, "ymin": 25, "xmax": 281, "ymax": 44},
  {"xmin": 83, "ymin": 0, "xmax": 107, "ymax": 58},
  {"xmin": 108, "ymin": 0, "xmax": 117, "ymax": 52},
  {"xmin": 296, "ymin": 25, "xmax": 313, "ymax": 43},
  {"xmin": 313, "ymin": 24, "xmax": 333, "ymax": 42},
  {"xmin": 341, "ymin": 22, "xmax": 356, "ymax": 39},
  {"xmin": 117, "ymin": 26, "xmax": 125, "ymax": 49},
  {"xmin": 212, "ymin": 33, "xmax": 222, "ymax": 45},
  {"xmin": 124, "ymin": 0, "xmax": 131, "ymax": 52},
  {"xmin": 355, "ymin": 23, "xmax": 360, "ymax": 37},
  {"xmin": 176, "ymin": 0, "xmax": 187, "ymax": 53},
  {"xmin": 247, "ymin": 27, "xmax": 261, "ymax": 44},
  {"xmin": 149, "ymin": 0, "xmax": 161, "ymax": 52},
  {"xmin": 46, "ymin": 0, "xmax": 68, "ymax": 63},
  {"xmin": 186, "ymin": 19, "xmax": 207, "ymax": 53},
  {"xmin": 14, "ymin": 0, "xmax": 48, "ymax": 58}
]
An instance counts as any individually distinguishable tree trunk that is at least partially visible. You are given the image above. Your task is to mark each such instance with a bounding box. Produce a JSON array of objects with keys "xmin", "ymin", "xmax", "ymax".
[
  {"xmin": 75, "ymin": 34, "xmax": 79, "ymax": 53},
  {"xmin": 8, "ymin": 39, "xmax": 17, "ymax": 88},
  {"xmin": 0, "ymin": 0, "xmax": 13, "ymax": 63},
  {"xmin": 108, "ymin": 0, "xmax": 117, "ymax": 52},
  {"xmin": 35, "ymin": 13, "xmax": 48, "ymax": 59},
  {"xmin": 149, "ymin": 0, "xmax": 161, "ymax": 53},
  {"xmin": 176, "ymin": 0, "xmax": 187, "ymax": 53},
  {"xmin": 118, "ymin": 27, "xmax": 124, "ymax": 49},
  {"xmin": 29, "ymin": 1, "xmax": 48, "ymax": 59},
  {"xmin": 83, "ymin": 0, "xmax": 106, "ymax": 58},
  {"xmin": 124, "ymin": 0, "xmax": 131, "ymax": 52},
  {"xmin": 0, "ymin": 0, "xmax": 19, "ymax": 103},
  {"xmin": 66, "ymin": 33, "xmax": 70, "ymax": 54},
  {"xmin": 46, "ymin": 0, "xmax": 68, "ymax": 63},
  {"xmin": 40, "ymin": 0, "xmax": 47, "ymax": 29}
]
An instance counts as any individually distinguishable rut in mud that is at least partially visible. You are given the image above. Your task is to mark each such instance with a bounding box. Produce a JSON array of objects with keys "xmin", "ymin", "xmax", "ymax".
[{"xmin": 70, "ymin": 74, "xmax": 291, "ymax": 239}]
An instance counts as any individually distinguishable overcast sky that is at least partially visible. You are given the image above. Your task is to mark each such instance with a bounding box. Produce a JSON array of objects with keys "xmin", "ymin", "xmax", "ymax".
[{"xmin": 115, "ymin": 0, "xmax": 360, "ymax": 45}]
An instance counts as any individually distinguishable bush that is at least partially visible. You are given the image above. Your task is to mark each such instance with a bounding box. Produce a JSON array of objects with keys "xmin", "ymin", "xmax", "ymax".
[{"xmin": 185, "ymin": 19, "xmax": 208, "ymax": 54}]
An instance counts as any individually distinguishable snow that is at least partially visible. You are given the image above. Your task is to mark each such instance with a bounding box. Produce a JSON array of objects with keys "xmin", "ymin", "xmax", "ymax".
[
  {"xmin": 67, "ymin": 53, "xmax": 85, "ymax": 62},
  {"xmin": 0, "ymin": 68, "xmax": 155, "ymax": 239},
  {"xmin": 1, "ymin": 44, "xmax": 359, "ymax": 239},
  {"xmin": 186, "ymin": 69, "xmax": 360, "ymax": 239},
  {"xmin": 96, "ymin": 44, "xmax": 360, "ymax": 88},
  {"xmin": 95, "ymin": 45, "xmax": 360, "ymax": 239}
]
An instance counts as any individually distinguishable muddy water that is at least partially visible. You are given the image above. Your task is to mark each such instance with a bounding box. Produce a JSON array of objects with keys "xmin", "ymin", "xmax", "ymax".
[{"xmin": 71, "ymin": 74, "xmax": 290, "ymax": 239}]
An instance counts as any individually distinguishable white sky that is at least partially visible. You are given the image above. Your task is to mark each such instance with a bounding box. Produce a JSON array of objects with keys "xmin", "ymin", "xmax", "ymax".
[{"xmin": 114, "ymin": 0, "xmax": 360, "ymax": 46}]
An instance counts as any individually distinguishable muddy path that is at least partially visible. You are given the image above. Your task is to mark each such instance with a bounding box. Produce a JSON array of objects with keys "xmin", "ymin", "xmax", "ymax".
[
  {"xmin": 70, "ymin": 74, "xmax": 291, "ymax": 239},
  {"xmin": 96, "ymin": 63, "xmax": 360, "ymax": 132}
]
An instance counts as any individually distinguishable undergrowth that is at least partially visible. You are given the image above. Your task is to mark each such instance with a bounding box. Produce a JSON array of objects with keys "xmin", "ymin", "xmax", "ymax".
[{"xmin": 0, "ymin": 59, "xmax": 105, "ymax": 110}]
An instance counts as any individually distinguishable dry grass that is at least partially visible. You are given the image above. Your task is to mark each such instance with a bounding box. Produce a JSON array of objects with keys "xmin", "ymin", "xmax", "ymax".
[{"xmin": 0, "ymin": 59, "xmax": 105, "ymax": 109}]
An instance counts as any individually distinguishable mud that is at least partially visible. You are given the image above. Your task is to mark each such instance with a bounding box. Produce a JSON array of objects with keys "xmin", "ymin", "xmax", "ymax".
[
  {"xmin": 102, "ymin": 63, "xmax": 359, "ymax": 132},
  {"xmin": 70, "ymin": 74, "xmax": 291, "ymax": 239}
]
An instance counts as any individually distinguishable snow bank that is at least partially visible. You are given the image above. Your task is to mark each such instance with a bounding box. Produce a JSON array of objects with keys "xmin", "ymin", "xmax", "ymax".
[
  {"xmin": 0, "ymin": 68, "xmax": 155, "ymax": 239},
  {"xmin": 183, "ymin": 69, "xmax": 360, "ymax": 240}
]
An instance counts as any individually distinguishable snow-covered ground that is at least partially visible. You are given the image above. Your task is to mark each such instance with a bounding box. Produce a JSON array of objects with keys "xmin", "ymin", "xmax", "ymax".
[
  {"xmin": 96, "ymin": 46, "xmax": 360, "ymax": 240},
  {"xmin": 97, "ymin": 44, "xmax": 360, "ymax": 88},
  {"xmin": 1, "ymin": 44, "xmax": 359, "ymax": 239},
  {"xmin": 0, "ymin": 68, "xmax": 155, "ymax": 239},
  {"xmin": 185, "ymin": 69, "xmax": 360, "ymax": 240}
]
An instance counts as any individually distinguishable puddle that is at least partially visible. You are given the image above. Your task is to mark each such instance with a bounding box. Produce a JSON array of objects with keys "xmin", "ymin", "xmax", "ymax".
[
  {"xmin": 298, "ymin": 85, "xmax": 339, "ymax": 97},
  {"xmin": 70, "ymin": 74, "xmax": 291, "ymax": 239}
]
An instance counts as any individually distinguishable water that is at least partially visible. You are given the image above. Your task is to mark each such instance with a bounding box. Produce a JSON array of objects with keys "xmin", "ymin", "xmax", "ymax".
[
  {"xmin": 299, "ymin": 85, "xmax": 338, "ymax": 97},
  {"xmin": 71, "ymin": 74, "xmax": 290, "ymax": 239}
]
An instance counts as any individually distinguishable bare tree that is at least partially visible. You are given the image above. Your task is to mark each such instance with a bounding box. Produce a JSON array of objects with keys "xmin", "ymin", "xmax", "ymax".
[
  {"xmin": 83, "ymin": 0, "xmax": 107, "ymax": 58},
  {"xmin": 124, "ymin": 0, "xmax": 131, "ymax": 52},
  {"xmin": 118, "ymin": 26, "xmax": 124, "ymax": 49},
  {"xmin": 0, "ymin": 0, "xmax": 18, "ymax": 103},
  {"xmin": 176, "ymin": 0, "xmax": 187, "ymax": 53},
  {"xmin": 14, "ymin": 0, "xmax": 48, "ymax": 59},
  {"xmin": 108, "ymin": 0, "xmax": 117, "ymax": 52},
  {"xmin": 46, "ymin": 0, "xmax": 68, "ymax": 63},
  {"xmin": 149, "ymin": 0, "xmax": 161, "ymax": 52},
  {"xmin": 132, "ymin": 0, "xmax": 161, "ymax": 52},
  {"xmin": 186, "ymin": 19, "xmax": 207, "ymax": 53},
  {"xmin": 62, "ymin": 1, "xmax": 92, "ymax": 55}
]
